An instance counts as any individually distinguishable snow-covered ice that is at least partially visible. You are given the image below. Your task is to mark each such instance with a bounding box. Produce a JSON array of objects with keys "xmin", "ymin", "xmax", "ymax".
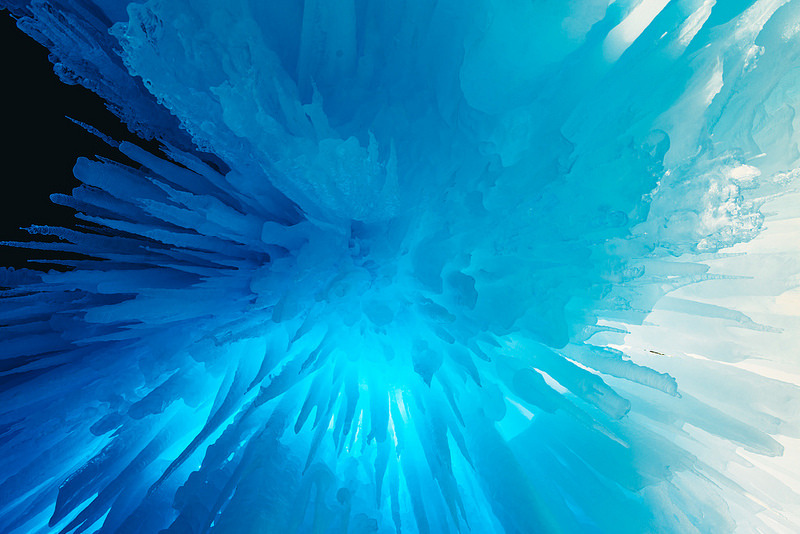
[{"xmin": 2, "ymin": 0, "xmax": 800, "ymax": 532}]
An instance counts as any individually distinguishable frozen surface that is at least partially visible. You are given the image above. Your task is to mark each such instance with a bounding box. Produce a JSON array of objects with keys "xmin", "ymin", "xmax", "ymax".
[{"xmin": 2, "ymin": 0, "xmax": 800, "ymax": 532}]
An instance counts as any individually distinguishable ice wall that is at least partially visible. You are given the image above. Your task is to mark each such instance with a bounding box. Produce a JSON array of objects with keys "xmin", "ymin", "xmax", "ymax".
[{"xmin": 2, "ymin": 0, "xmax": 800, "ymax": 532}]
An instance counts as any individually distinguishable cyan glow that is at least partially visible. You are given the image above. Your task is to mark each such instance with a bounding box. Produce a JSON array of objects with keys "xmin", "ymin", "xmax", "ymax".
[{"xmin": 2, "ymin": 0, "xmax": 800, "ymax": 532}]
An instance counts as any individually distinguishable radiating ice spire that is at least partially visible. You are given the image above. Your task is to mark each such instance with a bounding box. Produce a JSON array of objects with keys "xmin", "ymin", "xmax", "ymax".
[{"xmin": 2, "ymin": 1, "xmax": 800, "ymax": 532}]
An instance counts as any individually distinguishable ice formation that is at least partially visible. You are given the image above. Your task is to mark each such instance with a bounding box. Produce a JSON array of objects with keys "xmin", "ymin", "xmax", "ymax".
[{"xmin": 2, "ymin": 0, "xmax": 800, "ymax": 532}]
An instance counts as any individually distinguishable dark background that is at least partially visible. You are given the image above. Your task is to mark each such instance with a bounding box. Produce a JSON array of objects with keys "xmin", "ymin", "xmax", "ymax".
[{"xmin": 1, "ymin": 10, "xmax": 143, "ymax": 270}]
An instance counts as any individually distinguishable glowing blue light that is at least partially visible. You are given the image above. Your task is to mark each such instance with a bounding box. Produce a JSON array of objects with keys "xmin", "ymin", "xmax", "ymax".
[{"xmin": 2, "ymin": 1, "xmax": 800, "ymax": 532}]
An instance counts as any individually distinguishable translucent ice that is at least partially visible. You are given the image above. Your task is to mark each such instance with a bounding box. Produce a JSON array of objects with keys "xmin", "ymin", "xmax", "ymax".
[{"xmin": 2, "ymin": 0, "xmax": 800, "ymax": 532}]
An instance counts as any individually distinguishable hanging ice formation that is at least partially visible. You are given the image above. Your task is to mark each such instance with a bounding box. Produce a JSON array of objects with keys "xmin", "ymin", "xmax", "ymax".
[{"xmin": 3, "ymin": 0, "xmax": 800, "ymax": 532}]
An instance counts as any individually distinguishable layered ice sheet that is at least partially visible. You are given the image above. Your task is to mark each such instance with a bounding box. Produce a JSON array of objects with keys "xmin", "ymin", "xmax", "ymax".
[{"xmin": 2, "ymin": 0, "xmax": 800, "ymax": 532}]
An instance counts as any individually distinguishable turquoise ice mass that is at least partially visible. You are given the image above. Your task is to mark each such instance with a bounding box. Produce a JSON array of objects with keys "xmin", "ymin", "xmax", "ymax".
[{"xmin": 2, "ymin": 0, "xmax": 800, "ymax": 532}]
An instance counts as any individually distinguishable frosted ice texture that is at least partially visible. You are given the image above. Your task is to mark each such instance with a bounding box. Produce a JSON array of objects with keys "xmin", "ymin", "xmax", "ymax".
[{"xmin": 2, "ymin": 0, "xmax": 800, "ymax": 532}]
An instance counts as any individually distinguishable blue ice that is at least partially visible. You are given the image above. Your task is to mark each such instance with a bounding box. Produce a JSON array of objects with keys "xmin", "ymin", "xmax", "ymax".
[{"xmin": 2, "ymin": 0, "xmax": 800, "ymax": 532}]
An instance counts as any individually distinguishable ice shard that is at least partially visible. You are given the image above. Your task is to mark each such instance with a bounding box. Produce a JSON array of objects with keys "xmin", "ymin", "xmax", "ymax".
[{"xmin": 2, "ymin": 0, "xmax": 800, "ymax": 532}]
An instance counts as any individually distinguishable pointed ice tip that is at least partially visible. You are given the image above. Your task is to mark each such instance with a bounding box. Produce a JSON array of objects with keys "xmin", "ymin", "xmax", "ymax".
[
  {"xmin": 4, "ymin": 2, "xmax": 799, "ymax": 532},
  {"xmin": 65, "ymin": 115, "xmax": 120, "ymax": 147}
]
